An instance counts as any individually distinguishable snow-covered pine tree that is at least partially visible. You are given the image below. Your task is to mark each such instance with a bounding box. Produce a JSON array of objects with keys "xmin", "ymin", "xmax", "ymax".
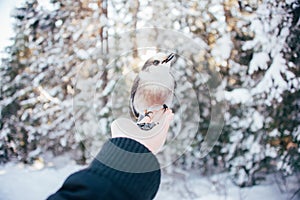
[
  {"xmin": 1, "ymin": 0, "xmax": 299, "ymax": 189},
  {"xmin": 1, "ymin": 0, "xmax": 41, "ymax": 163},
  {"xmin": 267, "ymin": 0, "xmax": 300, "ymax": 177},
  {"xmin": 217, "ymin": 0, "xmax": 300, "ymax": 186},
  {"xmin": 0, "ymin": 0, "xmax": 112, "ymax": 164}
]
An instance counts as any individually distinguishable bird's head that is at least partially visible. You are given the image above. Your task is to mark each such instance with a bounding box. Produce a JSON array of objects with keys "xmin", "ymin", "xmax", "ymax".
[{"xmin": 142, "ymin": 53, "xmax": 176, "ymax": 71}]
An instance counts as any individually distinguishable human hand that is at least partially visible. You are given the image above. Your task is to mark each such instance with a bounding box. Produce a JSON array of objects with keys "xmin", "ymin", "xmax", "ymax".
[{"xmin": 111, "ymin": 108, "xmax": 174, "ymax": 154}]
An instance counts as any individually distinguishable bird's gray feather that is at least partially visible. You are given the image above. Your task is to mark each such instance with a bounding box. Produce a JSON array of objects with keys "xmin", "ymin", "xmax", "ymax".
[{"xmin": 130, "ymin": 76, "xmax": 140, "ymax": 119}]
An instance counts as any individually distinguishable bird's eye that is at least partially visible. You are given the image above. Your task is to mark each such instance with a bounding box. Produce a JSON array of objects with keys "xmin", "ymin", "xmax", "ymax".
[{"xmin": 153, "ymin": 60, "xmax": 160, "ymax": 66}]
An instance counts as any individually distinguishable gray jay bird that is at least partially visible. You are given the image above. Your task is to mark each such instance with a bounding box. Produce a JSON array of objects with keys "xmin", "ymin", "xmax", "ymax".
[{"xmin": 130, "ymin": 53, "xmax": 176, "ymax": 130}]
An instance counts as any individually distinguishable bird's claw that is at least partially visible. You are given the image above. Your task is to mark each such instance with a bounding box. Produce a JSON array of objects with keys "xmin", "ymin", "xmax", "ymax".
[
  {"xmin": 145, "ymin": 111, "xmax": 153, "ymax": 117},
  {"xmin": 137, "ymin": 111, "xmax": 156, "ymax": 130},
  {"xmin": 137, "ymin": 122, "xmax": 158, "ymax": 131},
  {"xmin": 163, "ymin": 104, "xmax": 168, "ymax": 111},
  {"xmin": 136, "ymin": 105, "xmax": 169, "ymax": 130}
]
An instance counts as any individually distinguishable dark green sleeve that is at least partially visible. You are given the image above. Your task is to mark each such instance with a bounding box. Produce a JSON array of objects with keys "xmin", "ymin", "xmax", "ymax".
[{"xmin": 47, "ymin": 137, "xmax": 161, "ymax": 200}]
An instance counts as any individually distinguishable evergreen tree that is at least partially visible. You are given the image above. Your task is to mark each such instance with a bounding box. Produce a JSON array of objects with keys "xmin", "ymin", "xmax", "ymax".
[
  {"xmin": 0, "ymin": 0, "xmax": 111, "ymax": 163},
  {"xmin": 0, "ymin": 0, "xmax": 299, "ymax": 189},
  {"xmin": 217, "ymin": 0, "xmax": 300, "ymax": 186}
]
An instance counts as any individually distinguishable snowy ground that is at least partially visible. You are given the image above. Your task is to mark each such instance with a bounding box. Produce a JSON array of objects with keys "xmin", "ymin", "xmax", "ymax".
[{"xmin": 0, "ymin": 161, "xmax": 295, "ymax": 200}]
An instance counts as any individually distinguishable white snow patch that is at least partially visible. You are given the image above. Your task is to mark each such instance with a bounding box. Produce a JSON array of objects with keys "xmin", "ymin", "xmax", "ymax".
[
  {"xmin": 211, "ymin": 34, "xmax": 233, "ymax": 65},
  {"xmin": 269, "ymin": 129, "xmax": 280, "ymax": 137},
  {"xmin": 0, "ymin": 163, "xmax": 293, "ymax": 200},
  {"xmin": 75, "ymin": 49, "xmax": 90, "ymax": 60},
  {"xmin": 251, "ymin": 111, "xmax": 264, "ymax": 131},
  {"xmin": 0, "ymin": 162, "xmax": 84, "ymax": 200},
  {"xmin": 37, "ymin": 0, "xmax": 59, "ymax": 11},
  {"xmin": 265, "ymin": 144, "xmax": 278, "ymax": 158},
  {"xmin": 250, "ymin": 142, "xmax": 261, "ymax": 154},
  {"xmin": 224, "ymin": 88, "xmax": 252, "ymax": 104},
  {"xmin": 155, "ymin": 172, "xmax": 291, "ymax": 200},
  {"xmin": 252, "ymin": 54, "xmax": 289, "ymax": 97},
  {"xmin": 249, "ymin": 52, "xmax": 270, "ymax": 74}
]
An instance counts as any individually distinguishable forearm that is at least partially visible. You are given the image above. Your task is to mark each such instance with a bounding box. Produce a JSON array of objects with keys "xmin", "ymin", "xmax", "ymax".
[{"xmin": 48, "ymin": 137, "xmax": 161, "ymax": 200}]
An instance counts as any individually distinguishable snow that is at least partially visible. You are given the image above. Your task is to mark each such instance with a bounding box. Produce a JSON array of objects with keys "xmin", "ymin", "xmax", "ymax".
[
  {"xmin": 0, "ymin": 162, "xmax": 292, "ymax": 200},
  {"xmin": 250, "ymin": 111, "xmax": 264, "ymax": 131},
  {"xmin": 211, "ymin": 34, "xmax": 233, "ymax": 66},
  {"xmin": 248, "ymin": 52, "xmax": 270, "ymax": 74},
  {"xmin": 249, "ymin": 142, "xmax": 261, "ymax": 154},
  {"xmin": 265, "ymin": 144, "xmax": 278, "ymax": 158},
  {"xmin": 242, "ymin": 0, "xmax": 296, "ymax": 104},
  {"xmin": 75, "ymin": 49, "xmax": 90, "ymax": 60},
  {"xmin": 1, "ymin": 0, "xmax": 299, "ymax": 196},
  {"xmin": 252, "ymin": 53, "xmax": 291, "ymax": 101},
  {"xmin": 269, "ymin": 129, "xmax": 280, "ymax": 137},
  {"xmin": 0, "ymin": 0, "xmax": 22, "ymax": 61},
  {"xmin": 224, "ymin": 88, "xmax": 252, "ymax": 104},
  {"xmin": 0, "ymin": 162, "xmax": 83, "ymax": 200}
]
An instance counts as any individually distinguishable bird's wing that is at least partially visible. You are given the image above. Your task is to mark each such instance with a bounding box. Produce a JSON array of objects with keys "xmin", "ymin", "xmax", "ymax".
[
  {"xmin": 129, "ymin": 76, "xmax": 140, "ymax": 119},
  {"xmin": 171, "ymin": 72, "xmax": 177, "ymax": 90}
]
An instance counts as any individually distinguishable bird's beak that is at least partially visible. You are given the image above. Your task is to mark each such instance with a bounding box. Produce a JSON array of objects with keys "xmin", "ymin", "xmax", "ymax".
[{"xmin": 162, "ymin": 53, "xmax": 176, "ymax": 64}]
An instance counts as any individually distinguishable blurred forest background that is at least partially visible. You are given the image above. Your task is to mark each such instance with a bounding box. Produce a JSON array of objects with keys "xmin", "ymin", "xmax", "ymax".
[{"xmin": 0, "ymin": 0, "xmax": 299, "ymax": 189}]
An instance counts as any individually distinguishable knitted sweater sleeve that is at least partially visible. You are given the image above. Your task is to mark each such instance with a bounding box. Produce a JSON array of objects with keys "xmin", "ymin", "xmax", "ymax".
[{"xmin": 47, "ymin": 137, "xmax": 161, "ymax": 200}]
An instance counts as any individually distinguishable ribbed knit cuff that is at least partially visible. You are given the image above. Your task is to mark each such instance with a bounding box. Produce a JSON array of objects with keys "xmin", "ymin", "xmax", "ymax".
[{"xmin": 89, "ymin": 137, "xmax": 161, "ymax": 200}]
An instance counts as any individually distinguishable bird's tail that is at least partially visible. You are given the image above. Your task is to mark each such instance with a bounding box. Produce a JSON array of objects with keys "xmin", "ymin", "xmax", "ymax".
[{"xmin": 129, "ymin": 98, "xmax": 139, "ymax": 122}]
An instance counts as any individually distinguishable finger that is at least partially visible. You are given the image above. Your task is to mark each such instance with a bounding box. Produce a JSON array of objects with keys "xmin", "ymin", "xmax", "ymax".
[
  {"xmin": 112, "ymin": 117, "xmax": 166, "ymax": 138},
  {"xmin": 152, "ymin": 108, "xmax": 173, "ymax": 122},
  {"xmin": 166, "ymin": 111, "xmax": 174, "ymax": 121},
  {"xmin": 158, "ymin": 111, "xmax": 174, "ymax": 132}
]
